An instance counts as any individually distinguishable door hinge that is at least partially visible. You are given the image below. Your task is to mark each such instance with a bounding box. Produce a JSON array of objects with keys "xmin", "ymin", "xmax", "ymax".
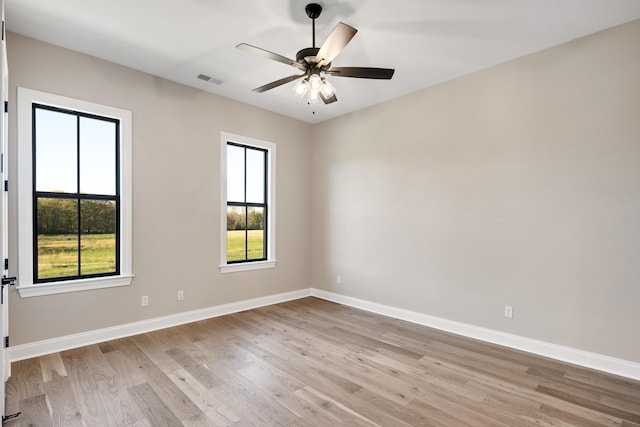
[
  {"xmin": 3, "ymin": 100, "xmax": 7, "ymax": 113},
  {"xmin": 3, "ymin": 258, "xmax": 7, "ymax": 270},
  {"xmin": 3, "ymin": 336, "xmax": 8, "ymax": 348},
  {"xmin": 3, "ymin": 179, "xmax": 7, "ymax": 192}
]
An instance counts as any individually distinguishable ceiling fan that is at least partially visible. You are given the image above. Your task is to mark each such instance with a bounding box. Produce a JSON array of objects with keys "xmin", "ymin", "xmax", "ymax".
[{"xmin": 236, "ymin": 2, "xmax": 395, "ymax": 105}]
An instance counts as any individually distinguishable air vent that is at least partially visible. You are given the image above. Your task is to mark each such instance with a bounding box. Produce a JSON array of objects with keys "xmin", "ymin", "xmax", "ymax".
[{"xmin": 197, "ymin": 74, "xmax": 223, "ymax": 85}]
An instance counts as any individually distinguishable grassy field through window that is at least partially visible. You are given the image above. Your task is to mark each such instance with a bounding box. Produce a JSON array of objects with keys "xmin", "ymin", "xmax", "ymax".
[
  {"xmin": 37, "ymin": 233, "xmax": 116, "ymax": 279},
  {"xmin": 38, "ymin": 230, "xmax": 264, "ymax": 278},
  {"xmin": 227, "ymin": 229, "xmax": 264, "ymax": 261}
]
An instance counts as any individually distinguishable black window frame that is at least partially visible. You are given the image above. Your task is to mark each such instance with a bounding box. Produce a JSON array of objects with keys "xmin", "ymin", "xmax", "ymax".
[
  {"xmin": 32, "ymin": 103, "xmax": 121, "ymax": 283},
  {"xmin": 226, "ymin": 141, "xmax": 268, "ymax": 264}
]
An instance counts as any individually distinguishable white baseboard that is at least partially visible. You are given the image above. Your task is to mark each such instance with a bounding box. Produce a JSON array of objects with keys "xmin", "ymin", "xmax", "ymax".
[
  {"xmin": 8, "ymin": 287, "xmax": 640, "ymax": 381},
  {"xmin": 310, "ymin": 288, "xmax": 640, "ymax": 381},
  {"xmin": 8, "ymin": 288, "xmax": 311, "ymax": 362}
]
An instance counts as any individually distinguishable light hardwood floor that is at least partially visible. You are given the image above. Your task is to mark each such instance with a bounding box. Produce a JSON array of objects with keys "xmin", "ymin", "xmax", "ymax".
[{"xmin": 4, "ymin": 297, "xmax": 640, "ymax": 426}]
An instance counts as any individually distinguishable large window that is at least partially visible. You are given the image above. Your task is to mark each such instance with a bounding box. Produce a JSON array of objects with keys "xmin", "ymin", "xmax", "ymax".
[
  {"xmin": 33, "ymin": 105, "xmax": 119, "ymax": 282},
  {"xmin": 220, "ymin": 132, "xmax": 276, "ymax": 272},
  {"xmin": 18, "ymin": 88, "xmax": 133, "ymax": 297}
]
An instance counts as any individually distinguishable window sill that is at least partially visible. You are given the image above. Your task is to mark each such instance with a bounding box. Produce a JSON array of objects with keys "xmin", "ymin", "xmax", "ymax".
[
  {"xmin": 16, "ymin": 274, "xmax": 134, "ymax": 298},
  {"xmin": 220, "ymin": 260, "xmax": 277, "ymax": 273}
]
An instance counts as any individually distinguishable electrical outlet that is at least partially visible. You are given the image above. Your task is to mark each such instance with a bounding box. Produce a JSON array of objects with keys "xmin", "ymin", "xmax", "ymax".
[
  {"xmin": 336, "ymin": 275, "xmax": 341, "ymax": 285},
  {"xmin": 141, "ymin": 295, "xmax": 149, "ymax": 307},
  {"xmin": 504, "ymin": 305, "xmax": 513, "ymax": 318},
  {"xmin": 177, "ymin": 290, "xmax": 184, "ymax": 301}
]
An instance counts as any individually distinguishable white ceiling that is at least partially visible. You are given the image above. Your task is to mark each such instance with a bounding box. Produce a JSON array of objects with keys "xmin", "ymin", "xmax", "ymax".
[{"xmin": 6, "ymin": 0, "xmax": 640, "ymax": 123}]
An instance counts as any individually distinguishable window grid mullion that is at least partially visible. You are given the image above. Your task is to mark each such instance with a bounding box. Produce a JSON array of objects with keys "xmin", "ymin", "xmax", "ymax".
[
  {"xmin": 76, "ymin": 115, "xmax": 82, "ymax": 276},
  {"xmin": 244, "ymin": 147, "xmax": 248, "ymax": 261}
]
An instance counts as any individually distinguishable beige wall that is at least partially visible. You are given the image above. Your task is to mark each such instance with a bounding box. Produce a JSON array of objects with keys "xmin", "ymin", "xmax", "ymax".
[
  {"xmin": 7, "ymin": 33, "xmax": 312, "ymax": 345},
  {"xmin": 8, "ymin": 19, "xmax": 640, "ymax": 364},
  {"xmin": 311, "ymin": 20, "xmax": 640, "ymax": 362}
]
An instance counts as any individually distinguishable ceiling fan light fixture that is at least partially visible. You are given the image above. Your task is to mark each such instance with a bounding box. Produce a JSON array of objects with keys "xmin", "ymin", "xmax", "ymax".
[
  {"xmin": 308, "ymin": 73, "xmax": 322, "ymax": 91},
  {"xmin": 308, "ymin": 89, "xmax": 321, "ymax": 104},
  {"xmin": 293, "ymin": 79, "xmax": 309, "ymax": 98},
  {"xmin": 293, "ymin": 74, "xmax": 331, "ymax": 104},
  {"xmin": 320, "ymin": 78, "xmax": 336, "ymax": 98}
]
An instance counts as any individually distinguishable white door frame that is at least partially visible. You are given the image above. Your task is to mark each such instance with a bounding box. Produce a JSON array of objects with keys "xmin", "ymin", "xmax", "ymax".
[{"xmin": 0, "ymin": 0, "xmax": 10, "ymax": 418}]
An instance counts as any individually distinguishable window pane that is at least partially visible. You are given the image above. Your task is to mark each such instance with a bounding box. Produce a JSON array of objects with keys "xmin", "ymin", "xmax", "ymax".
[
  {"xmin": 247, "ymin": 206, "xmax": 265, "ymax": 260},
  {"xmin": 246, "ymin": 148, "xmax": 265, "ymax": 203},
  {"xmin": 35, "ymin": 108, "xmax": 77, "ymax": 193},
  {"xmin": 227, "ymin": 144, "xmax": 245, "ymax": 202},
  {"xmin": 227, "ymin": 205, "xmax": 246, "ymax": 261},
  {"xmin": 81, "ymin": 200, "xmax": 117, "ymax": 275},
  {"xmin": 80, "ymin": 117, "xmax": 117, "ymax": 195},
  {"xmin": 36, "ymin": 197, "xmax": 79, "ymax": 279}
]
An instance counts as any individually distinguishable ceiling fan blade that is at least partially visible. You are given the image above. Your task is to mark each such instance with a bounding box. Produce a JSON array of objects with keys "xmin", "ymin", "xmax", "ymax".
[
  {"xmin": 315, "ymin": 23, "xmax": 357, "ymax": 66},
  {"xmin": 252, "ymin": 74, "xmax": 305, "ymax": 93},
  {"xmin": 320, "ymin": 92, "xmax": 338, "ymax": 104},
  {"xmin": 236, "ymin": 43, "xmax": 306, "ymax": 71},
  {"xmin": 325, "ymin": 67, "xmax": 395, "ymax": 79}
]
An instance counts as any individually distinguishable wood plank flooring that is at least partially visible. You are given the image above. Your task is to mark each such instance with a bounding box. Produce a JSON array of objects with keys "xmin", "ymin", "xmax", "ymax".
[{"xmin": 4, "ymin": 297, "xmax": 640, "ymax": 426}]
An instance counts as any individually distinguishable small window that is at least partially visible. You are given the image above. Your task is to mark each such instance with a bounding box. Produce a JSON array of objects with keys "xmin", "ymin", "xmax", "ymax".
[
  {"xmin": 17, "ymin": 88, "xmax": 133, "ymax": 297},
  {"xmin": 226, "ymin": 142, "xmax": 267, "ymax": 262},
  {"xmin": 220, "ymin": 132, "xmax": 276, "ymax": 273}
]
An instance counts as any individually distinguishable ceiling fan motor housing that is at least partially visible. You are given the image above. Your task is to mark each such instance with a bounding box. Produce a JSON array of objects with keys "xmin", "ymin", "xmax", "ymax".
[
  {"xmin": 296, "ymin": 47, "xmax": 319, "ymax": 63},
  {"xmin": 296, "ymin": 47, "xmax": 332, "ymax": 72}
]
